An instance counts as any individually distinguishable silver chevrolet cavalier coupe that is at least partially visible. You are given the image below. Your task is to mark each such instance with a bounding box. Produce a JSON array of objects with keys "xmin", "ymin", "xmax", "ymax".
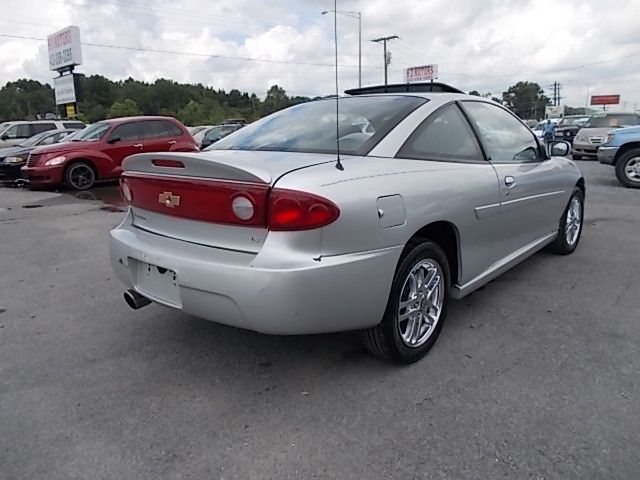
[{"xmin": 110, "ymin": 83, "xmax": 584, "ymax": 363}]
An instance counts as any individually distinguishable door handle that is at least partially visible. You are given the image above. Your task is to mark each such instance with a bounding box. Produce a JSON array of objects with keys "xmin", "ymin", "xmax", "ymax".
[
  {"xmin": 168, "ymin": 140, "xmax": 177, "ymax": 145},
  {"xmin": 133, "ymin": 143, "xmax": 143, "ymax": 148},
  {"xmin": 504, "ymin": 176, "xmax": 516, "ymax": 187}
]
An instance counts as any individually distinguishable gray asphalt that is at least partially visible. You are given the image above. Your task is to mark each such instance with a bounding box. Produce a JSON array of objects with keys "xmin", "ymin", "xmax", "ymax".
[{"xmin": 1, "ymin": 161, "xmax": 639, "ymax": 479}]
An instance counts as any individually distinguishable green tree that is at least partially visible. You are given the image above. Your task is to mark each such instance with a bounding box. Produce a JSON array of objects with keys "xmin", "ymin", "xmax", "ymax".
[
  {"xmin": 176, "ymin": 99, "xmax": 205, "ymax": 126},
  {"xmin": 107, "ymin": 99, "xmax": 142, "ymax": 118},
  {"xmin": 502, "ymin": 81, "xmax": 550, "ymax": 120},
  {"xmin": 468, "ymin": 90, "xmax": 481, "ymax": 96},
  {"xmin": 262, "ymin": 85, "xmax": 289, "ymax": 115}
]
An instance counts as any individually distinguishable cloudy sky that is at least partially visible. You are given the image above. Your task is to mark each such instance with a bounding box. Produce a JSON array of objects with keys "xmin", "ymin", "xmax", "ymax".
[{"xmin": 1, "ymin": 0, "xmax": 639, "ymax": 110}]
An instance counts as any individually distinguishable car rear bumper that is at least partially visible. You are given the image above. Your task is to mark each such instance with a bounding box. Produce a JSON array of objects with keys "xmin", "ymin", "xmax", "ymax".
[
  {"xmin": 597, "ymin": 146, "xmax": 619, "ymax": 165},
  {"xmin": 572, "ymin": 141, "xmax": 599, "ymax": 157},
  {"xmin": 21, "ymin": 165, "xmax": 64, "ymax": 185},
  {"xmin": 109, "ymin": 214, "xmax": 401, "ymax": 335}
]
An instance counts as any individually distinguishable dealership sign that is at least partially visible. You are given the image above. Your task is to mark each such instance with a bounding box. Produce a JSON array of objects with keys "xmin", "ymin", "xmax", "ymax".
[
  {"xmin": 590, "ymin": 95, "xmax": 620, "ymax": 106},
  {"xmin": 53, "ymin": 75, "xmax": 76, "ymax": 105},
  {"xmin": 405, "ymin": 64, "xmax": 438, "ymax": 83},
  {"xmin": 48, "ymin": 26, "xmax": 82, "ymax": 71}
]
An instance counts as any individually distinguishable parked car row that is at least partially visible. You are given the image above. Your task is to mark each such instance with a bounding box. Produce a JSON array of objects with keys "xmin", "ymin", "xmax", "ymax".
[
  {"xmin": 525, "ymin": 111, "xmax": 640, "ymax": 188},
  {"xmin": 0, "ymin": 116, "xmax": 247, "ymax": 190},
  {"xmin": 0, "ymin": 120, "xmax": 85, "ymax": 147}
]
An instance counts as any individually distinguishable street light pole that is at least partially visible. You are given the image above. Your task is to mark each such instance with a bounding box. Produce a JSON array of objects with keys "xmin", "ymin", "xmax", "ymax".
[
  {"xmin": 371, "ymin": 35, "xmax": 398, "ymax": 85},
  {"xmin": 322, "ymin": 10, "xmax": 362, "ymax": 87}
]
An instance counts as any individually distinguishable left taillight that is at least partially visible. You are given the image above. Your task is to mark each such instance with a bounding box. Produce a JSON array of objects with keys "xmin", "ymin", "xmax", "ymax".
[{"xmin": 267, "ymin": 188, "xmax": 340, "ymax": 231}]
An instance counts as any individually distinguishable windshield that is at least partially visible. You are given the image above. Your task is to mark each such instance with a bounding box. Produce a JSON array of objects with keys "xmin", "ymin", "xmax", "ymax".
[
  {"xmin": 72, "ymin": 122, "xmax": 110, "ymax": 141},
  {"xmin": 62, "ymin": 128, "xmax": 86, "ymax": 142},
  {"xmin": 584, "ymin": 114, "xmax": 640, "ymax": 128},
  {"xmin": 559, "ymin": 117, "xmax": 589, "ymax": 127},
  {"xmin": 17, "ymin": 131, "xmax": 51, "ymax": 147},
  {"xmin": 211, "ymin": 95, "xmax": 427, "ymax": 155},
  {"xmin": 205, "ymin": 125, "xmax": 238, "ymax": 141}
]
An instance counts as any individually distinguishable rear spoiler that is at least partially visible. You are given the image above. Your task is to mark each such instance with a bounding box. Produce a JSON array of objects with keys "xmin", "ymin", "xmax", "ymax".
[{"xmin": 345, "ymin": 82, "xmax": 464, "ymax": 95}]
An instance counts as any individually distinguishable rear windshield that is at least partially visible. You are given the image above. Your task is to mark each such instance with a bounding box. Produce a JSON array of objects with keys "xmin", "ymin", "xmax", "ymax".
[
  {"xmin": 211, "ymin": 95, "xmax": 427, "ymax": 155},
  {"xmin": 584, "ymin": 113, "xmax": 640, "ymax": 128}
]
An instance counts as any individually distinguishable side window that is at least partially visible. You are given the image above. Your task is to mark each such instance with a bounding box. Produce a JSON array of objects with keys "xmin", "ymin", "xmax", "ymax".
[
  {"xmin": 31, "ymin": 123, "xmax": 56, "ymax": 135},
  {"xmin": 110, "ymin": 123, "xmax": 140, "ymax": 142},
  {"xmin": 39, "ymin": 133, "xmax": 58, "ymax": 145},
  {"xmin": 5, "ymin": 124, "xmax": 30, "ymax": 139},
  {"xmin": 397, "ymin": 104, "xmax": 483, "ymax": 161},
  {"xmin": 141, "ymin": 120, "xmax": 182, "ymax": 139},
  {"xmin": 462, "ymin": 101, "xmax": 540, "ymax": 163}
]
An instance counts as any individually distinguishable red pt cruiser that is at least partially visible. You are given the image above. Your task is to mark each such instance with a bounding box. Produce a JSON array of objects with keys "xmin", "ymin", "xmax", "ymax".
[{"xmin": 22, "ymin": 116, "xmax": 198, "ymax": 190}]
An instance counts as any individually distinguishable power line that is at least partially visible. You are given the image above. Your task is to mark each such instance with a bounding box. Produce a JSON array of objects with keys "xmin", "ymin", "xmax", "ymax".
[{"xmin": 0, "ymin": 33, "xmax": 383, "ymax": 70}]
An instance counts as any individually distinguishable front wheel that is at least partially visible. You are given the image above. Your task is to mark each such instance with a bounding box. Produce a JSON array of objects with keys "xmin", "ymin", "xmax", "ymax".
[
  {"xmin": 547, "ymin": 187, "xmax": 584, "ymax": 255},
  {"xmin": 65, "ymin": 161, "xmax": 96, "ymax": 191},
  {"xmin": 615, "ymin": 149, "xmax": 640, "ymax": 189},
  {"xmin": 362, "ymin": 240, "xmax": 450, "ymax": 364}
]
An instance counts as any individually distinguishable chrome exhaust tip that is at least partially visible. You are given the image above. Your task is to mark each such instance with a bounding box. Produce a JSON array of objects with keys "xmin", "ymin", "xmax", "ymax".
[{"xmin": 124, "ymin": 289, "xmax": 151, "ymax": 310}]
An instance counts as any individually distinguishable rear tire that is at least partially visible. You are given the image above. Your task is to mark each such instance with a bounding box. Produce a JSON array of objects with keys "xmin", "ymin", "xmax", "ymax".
[
  {"xmin": 547, "ymin": 187, "xmax": 584, "ymax": 255},
  {"xmin": 615, "ymin": 148, "xmax": 640, "ymax": 189},
  {"xmin": 362, "ymin": 240, "xmax": 451, "ymax": 364},
  {"xmin": 64, "ymin": 161, "xmax": 96, "ymax": 191}
]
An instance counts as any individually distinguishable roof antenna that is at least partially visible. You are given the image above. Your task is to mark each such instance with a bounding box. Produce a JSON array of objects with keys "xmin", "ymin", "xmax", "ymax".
[{"xmin": 332, "ymin": 1, "xmax": 344, "ymax": 171}]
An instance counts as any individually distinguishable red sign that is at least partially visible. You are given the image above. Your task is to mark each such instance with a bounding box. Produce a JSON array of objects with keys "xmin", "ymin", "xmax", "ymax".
[{"xmin": 590, "ymin": 95, "xmax": 620, "ymax": 106}]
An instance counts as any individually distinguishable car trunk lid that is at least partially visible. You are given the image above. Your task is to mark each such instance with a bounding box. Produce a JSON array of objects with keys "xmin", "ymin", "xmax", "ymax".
[{"xmin": 122, "ymin": 150, "xmax": 335, "ymax": 252}]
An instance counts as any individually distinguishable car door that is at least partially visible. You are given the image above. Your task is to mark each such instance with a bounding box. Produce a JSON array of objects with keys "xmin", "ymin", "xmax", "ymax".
[
  {"xmin": 461, "ymin": 101, "xmax": 568, "ymax": 258},
  {"xmin": 394, "ymin": 102, "xmax": 504, "ymax": 283},
  {"xmin": 102, "ymin": 122, "xmax": 143, "ymax": 176},
  {"xmin": 140, "ymin": 120, "xmax": 182, "ymax": 153}
]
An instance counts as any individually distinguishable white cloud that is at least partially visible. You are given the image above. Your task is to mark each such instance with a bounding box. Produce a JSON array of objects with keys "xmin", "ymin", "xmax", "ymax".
[{"xmin": 1, "ymin": 0, "xmax": 639, "ymax": 109}]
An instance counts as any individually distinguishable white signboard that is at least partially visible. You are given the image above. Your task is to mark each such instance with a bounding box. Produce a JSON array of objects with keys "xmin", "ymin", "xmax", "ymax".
[
  {"xmin": 405, "ymin": 64, "xmax": 438, "ymax": 83},
  {"xmin": 545, "ymin": 105, "xmax": 565, "ymax": 119},
  {"xmin": 48, "ymin": 26, "xmax": 82, "ymax": 71},
  {"xmin": 54, "ymin": 75, "xmax": 76, "ymax": 105}
]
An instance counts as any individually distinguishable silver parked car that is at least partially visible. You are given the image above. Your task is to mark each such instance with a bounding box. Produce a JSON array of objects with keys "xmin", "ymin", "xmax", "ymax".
[{"xmin": 110, "ymin": 83, "xmax": 584, "ymax": 363}]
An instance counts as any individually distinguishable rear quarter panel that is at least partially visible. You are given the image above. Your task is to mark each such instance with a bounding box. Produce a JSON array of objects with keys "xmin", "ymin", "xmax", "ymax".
[{"xmin": 273, "ymin": 156, "xmax": 504, "ymax": 286}]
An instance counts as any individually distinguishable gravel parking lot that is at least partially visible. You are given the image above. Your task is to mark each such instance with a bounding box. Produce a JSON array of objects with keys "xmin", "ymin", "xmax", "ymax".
[{"xmin": 1, "ymin": 160, "xmax": 638, "ymax": 479}]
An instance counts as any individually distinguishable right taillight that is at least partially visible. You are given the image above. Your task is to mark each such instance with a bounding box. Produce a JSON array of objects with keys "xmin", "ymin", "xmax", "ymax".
[{"xmin": 268, "ymin": 188, "xmax": 340, "ymax": 231}]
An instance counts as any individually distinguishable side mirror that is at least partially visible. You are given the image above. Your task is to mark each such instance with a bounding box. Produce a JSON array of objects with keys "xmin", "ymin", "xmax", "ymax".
[
  {"xmin": 107, "ymin": 136, "xmax": 121, "ymax": 144},
  {"xmin": 548, "ymin": 141, "xmax": 570, "ymax": 157},
  {"xmin": 0, "ymin": 134, "xmax": 8, "ymax": 140}
]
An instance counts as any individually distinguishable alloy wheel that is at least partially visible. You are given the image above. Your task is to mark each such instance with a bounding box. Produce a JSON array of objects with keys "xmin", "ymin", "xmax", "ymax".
[
  {"xmin": 68, "ymin": 164, "xmax": 95, "ymax": 190},
  {"xmin": 397, "ymin": 259, "xmax": 444, "ymax": 348},
  {"xmin": 624, "ymin": 157, "xmax": 640, "ymax": 183},
  {"xmin": 565, "ymin": 196, "xmax": 582, "ymax": 246}
]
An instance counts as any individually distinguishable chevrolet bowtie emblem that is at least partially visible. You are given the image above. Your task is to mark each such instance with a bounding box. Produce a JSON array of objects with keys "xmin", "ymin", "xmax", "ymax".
[{"xmin": 158, "ymin": 191, "xmax": 180, "ymax": 208}]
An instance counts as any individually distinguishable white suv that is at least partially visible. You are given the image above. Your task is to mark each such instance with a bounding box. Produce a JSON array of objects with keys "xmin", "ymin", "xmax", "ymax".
[{"xmin": 0, "ymin": 120, "xmax": 85, "ymax": 147}]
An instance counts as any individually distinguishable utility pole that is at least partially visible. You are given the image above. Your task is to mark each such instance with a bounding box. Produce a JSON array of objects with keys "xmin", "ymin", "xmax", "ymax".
[
  {"xmin": 371, "ymin": 35, "xmax": 398, "ymax": 85},
  {"xmin": 551, "ymin": 81, "xmax": 562, "ymax": 106}
]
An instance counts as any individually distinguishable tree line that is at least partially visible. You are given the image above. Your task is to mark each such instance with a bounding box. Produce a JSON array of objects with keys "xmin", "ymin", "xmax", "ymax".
[
  {"xmin": 0, "ymin": 76, "xmax": 582, "ymax": 125},
  {"xmin": 0, "ymin": 76, "xmax": 317, "ymax": 125}
]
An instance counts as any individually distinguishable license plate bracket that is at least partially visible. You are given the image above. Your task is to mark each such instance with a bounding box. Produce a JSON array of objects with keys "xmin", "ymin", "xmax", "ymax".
[{"xmin": 136, "ymin": 261, "xmax": 181, "ymax": 307}]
